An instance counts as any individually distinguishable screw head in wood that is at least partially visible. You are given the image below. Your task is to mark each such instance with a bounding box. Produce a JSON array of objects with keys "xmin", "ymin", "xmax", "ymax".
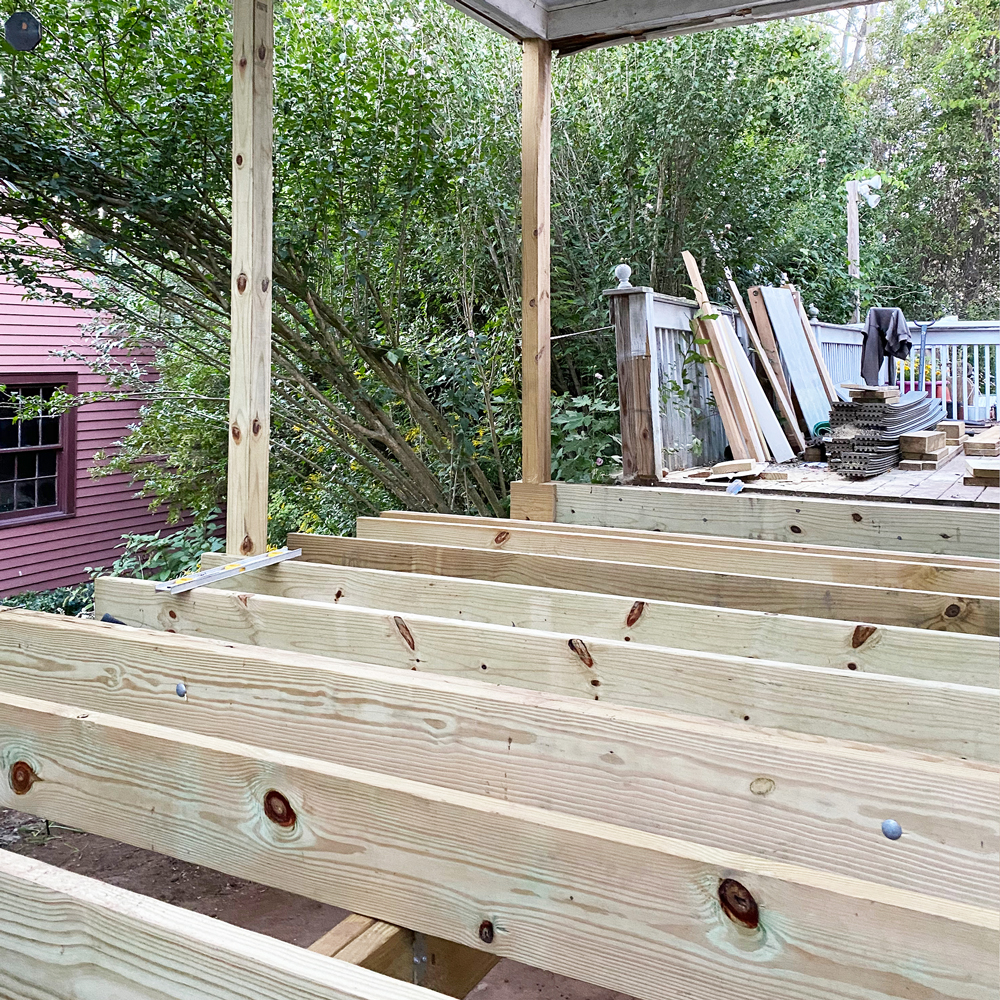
[
  {"xmin": 263, "ymin": 789, "xmax": 296, "ymax": 828},
  {"xmin": 881, "ymin": 819, "xmax": 902, "ymax": 840},
  {"xmin": 478, "ymin": 920, "xmax": 495, "ymax": 944},
  {"xmin": 9, "ymin": 760, "xmax": 37, "ymax": 795},
  {"xmin": 175, "ymin": 682, "xmax": 187, "ymax": 699},
  {"xmin": 718, "ymin": 878, "xmax": 759, "ymax": 928}
]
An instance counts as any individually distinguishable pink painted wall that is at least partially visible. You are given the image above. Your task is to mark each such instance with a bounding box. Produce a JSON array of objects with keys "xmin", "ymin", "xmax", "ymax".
[{"xmin": 0, "ymin": 269, "xmax": 179, "ymax": 596}]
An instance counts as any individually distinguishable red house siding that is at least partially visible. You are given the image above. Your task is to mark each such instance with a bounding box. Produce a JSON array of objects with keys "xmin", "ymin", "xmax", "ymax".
[{"xmin": 0, "ymin": 272, "xmax": 178, "ymax": 596}]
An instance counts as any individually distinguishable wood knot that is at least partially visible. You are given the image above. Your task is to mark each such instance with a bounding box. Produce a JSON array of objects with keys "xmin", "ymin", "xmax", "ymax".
[
  {"xmin": 263, "ymin": 789, "xmax": 296, "ymax": 827},
  {"xmin": 231, "ymin": 423, "xmax": 242, "ymax": 442},
  {"xmin": 478, "ymin": 920, "xmax": 495, "ymax": 944},
  {"xmin": 239, "ymin": 56, "xmax": 247, "ymax": 68},
  {"xmin": 168, "ymin": 609, "xmax": 177, "ymax": 619},
  {"xmin": 789, "ymin": 525, "xmax": 802, "ymax": 534},
  {"xmin": 258, "ymin": 43, "xmax": 266, "ymax": 60},
  {"xmin": 493, "ymin": 530, "xmax": 510, "ymax": 545},
  {"xmin": 852, "ymin": 512, "xmax": 863, "ymax": 522},
  {"xmin": 261, "ymin": 277, "xmax": 269, "ymax": 292},
  {"xmin": 9, "ymin": 761, "xmax": 37, "ymax": 795},
  {"xmin": 851, "ymin": 624, "xmax": 877, "ymax": 648},
  {"xmin": 235, "ymin": 154, "xmax": 243, "ymax": 166},
  {"xmin": 718, "ymin": 878, "xmax": 759, "ymax": 928},
  {"xmin": 240, "ymin": 535, "xmax": 254, "ymax": 555},
  {"xmin": 626, "ymin": 600, "xmax": 646, "ymax": 627},
  {"xmin": 944, "ymin": 603, "xmax": 961, "ymax": 618},
  {"xmin": 394, "ymin": 616, "xmax": 415, "ymax": 650},
  {"xmin": 749, "ymin": 776, "xmax": 775, "ymax": 796},
  {"xmin": 237, "ymin": 273, "xmax": 248, "ymax": 293},
  {"xmin": 252, "ymin": 418, "xmax": 262, "ymax": 436},
  {"xmin": 568, "ymin": 638, "xmax": 593, "ymax": 668}
]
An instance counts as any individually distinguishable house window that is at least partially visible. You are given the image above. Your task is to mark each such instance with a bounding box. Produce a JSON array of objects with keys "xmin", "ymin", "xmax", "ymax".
[{"xmin": 0, "ymin": 377, "xmax": 76, "ymax": 523}]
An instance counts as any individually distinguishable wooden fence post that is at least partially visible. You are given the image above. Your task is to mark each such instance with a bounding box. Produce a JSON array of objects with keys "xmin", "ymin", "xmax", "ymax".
[
  {"xmin": 605, "ymin": 271, "xmax": 662, "ymax": 485},
  {"xmin": 227, "ymin": 0, "xmax": 273, "ymax": 556}
]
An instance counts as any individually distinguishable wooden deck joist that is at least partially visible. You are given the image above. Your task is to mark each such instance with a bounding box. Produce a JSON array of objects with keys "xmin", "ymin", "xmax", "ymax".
[
  {"xmin": 14, "ymin": 606, "xmax": 996, "ymax": 902},
  {"xmin": 376, "ymin": 507, "xmax": 999, "ymax": 573},
  {"xmin": 357, "ymin": 515, "xmax": 998, "ymax": 597},
  {"xmin": 0, "ymin": 851, "xmax": 436, "ymax": 1000},
  {"xmin": 196, "ymin": 555, "xmax": 999, "ymax": 685},
  {"xmin": 286, "ymin": 533, "xmax": 998, "ymax": 634},
  {"xmin": 1, "ymin": 688, "xmax": 995, "ymax": 1000},
  {"xmin": 550, "ymin": 483, "xmax": 996, "ymax": 557},
  {"xmin": 90, "ymin": 580, "xmax": 1000, "ymax": 759}
]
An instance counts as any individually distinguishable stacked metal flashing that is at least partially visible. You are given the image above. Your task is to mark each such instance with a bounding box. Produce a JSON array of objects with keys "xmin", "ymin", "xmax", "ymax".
[{"xmin": 828, "ymin": 389, "xmax": 946, "ymax": 478}]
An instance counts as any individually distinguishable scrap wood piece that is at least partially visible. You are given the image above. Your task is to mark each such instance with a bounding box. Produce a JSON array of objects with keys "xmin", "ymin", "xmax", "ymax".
[
  {"xmin": 707, "ymin": 460, "xmax": 767, "ymax": 481},
  {"xmin": 785, "ymin": 283, "xmax": 838, "ymax": 403},
  {"xmin": 755, "ymin": 286, "xmax": 832, "ymax": 437},
  {"xmin": 726, "ymin": 277, "xmax": 805, "ymax": 453}
]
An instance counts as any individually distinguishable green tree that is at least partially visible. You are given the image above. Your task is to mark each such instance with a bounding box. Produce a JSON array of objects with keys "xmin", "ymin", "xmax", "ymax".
[{"xmin": 852, "ymin": 0, "xmax": 999, "ymax": 319}]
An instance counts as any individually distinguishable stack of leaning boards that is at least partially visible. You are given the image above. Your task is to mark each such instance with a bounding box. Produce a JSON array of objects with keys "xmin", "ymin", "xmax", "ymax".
[{"xmin": 681, "ymin": 251, "xmax": 795, "ymax": 465}]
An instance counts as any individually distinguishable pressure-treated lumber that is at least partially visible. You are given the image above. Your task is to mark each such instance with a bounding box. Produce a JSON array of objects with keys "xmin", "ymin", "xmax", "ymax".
[
  {"xmin": 377, "ymin": 508, "xmax": 997, "ymax": 569},
  {"xmin": 727, "ymin": 278, "xmax": 805, "ymax": 452},
  {"xmin": 7, "ymin": 607, "xmax": 998, "ymax": 907},
  {"xmin": 287, "ymin": 533, "xmax": 997, "ymax": 634},
  {"xmin": 508, "ymin": 479, "xmax": 557, "ymax": 521},
  {"xmin": 356, "ymin": 515, "xmax": 997, "ymax": 597},
  {"xmin": 311, "ymin": 913, "xmax": 498, "ymax": 994},
  {"xmin": 91, "ymin": 578, "xmax": 998, "ymax": 759},
  {"xmin": 227, "ymin": 0, "xmax": 272, "ymax": 556},
  {"xmin": 196, "ymin": 555, "xmax": 999, "ymax": 686},
  {"xmin": 0, "ymin": 851, "xmax": 436, "ymax": 1000},
  {"xmin": 552, "ymin": 482, "xmax": 997, "ymax": 558},
  {"xmin": 745, "ymin": 285, "xmax": 794, "ymax": 409},
  {"xmin": 520, "ymin": 38, "xmax": 551, "ymax": 484},
  {"xmin": 1, "ymin": 690, "xmax": 995, "ymax": 1000},
  {"xmin": 683, "ymin": 251, "xmax": 764, "ymax": 461}
]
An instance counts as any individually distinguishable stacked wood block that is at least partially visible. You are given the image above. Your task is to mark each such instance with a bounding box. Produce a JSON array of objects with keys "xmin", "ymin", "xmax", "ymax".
[
  {"xmin": 966, "ymin": 424, "xmax": 1000, "ymax": 458},
  {"xmin": 848, "ymin": 385, "xmax": 900, "ymax": 403},
  {"xmin": 965, "ymin": 457, "xmax": 1000, "ymax": 487},
  {"xmin": 899, "ymin": 428, "xmax": 961, "ymax": 471}
]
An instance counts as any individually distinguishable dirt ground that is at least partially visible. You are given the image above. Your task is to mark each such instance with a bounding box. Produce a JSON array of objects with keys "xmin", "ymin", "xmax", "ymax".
[{"xmin": 1, "ymin": 807, "xmax": 632, "ymax": 999}]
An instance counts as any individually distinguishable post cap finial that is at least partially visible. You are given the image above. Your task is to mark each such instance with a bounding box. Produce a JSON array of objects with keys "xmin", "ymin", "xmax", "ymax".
[{"xmin": 614, "ymin": 264, "xmax": 633, "ymax": 289}]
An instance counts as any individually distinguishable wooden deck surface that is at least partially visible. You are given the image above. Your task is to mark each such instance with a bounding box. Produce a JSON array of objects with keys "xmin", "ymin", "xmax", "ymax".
[{"xmin": 664, "ymin": 450, "xmax": 1000, "ymax": 506}]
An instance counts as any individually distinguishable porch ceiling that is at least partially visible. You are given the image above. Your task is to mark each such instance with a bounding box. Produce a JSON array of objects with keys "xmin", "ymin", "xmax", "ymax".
[{"xmin": 446, "ymin": 0, "xmax": 859, "ymax": 52}]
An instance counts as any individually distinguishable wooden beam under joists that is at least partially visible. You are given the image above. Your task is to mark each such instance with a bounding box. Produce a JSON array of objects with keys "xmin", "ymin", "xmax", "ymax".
[
  {"xmin": 228, "ymin": 0, "xmax": 273, "ymax": 556},
  {"xmin": 520, "ymin": 38, "xmax": 552, "ymax": 485}
]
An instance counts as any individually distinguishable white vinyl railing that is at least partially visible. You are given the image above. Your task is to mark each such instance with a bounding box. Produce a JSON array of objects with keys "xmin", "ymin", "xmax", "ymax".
[{"xmin": 815, "ymin": 321, "xmax": 1000, "ymax": 421}]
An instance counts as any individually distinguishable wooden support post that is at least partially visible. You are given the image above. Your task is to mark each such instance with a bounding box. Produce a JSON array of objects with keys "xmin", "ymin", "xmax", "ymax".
[
  {"xmin": 227, "ymin": 0, "xmax": 272, "ymax": 556},
  {"xmin": 606, "ymin": 284, "xmax": 661, "ymax": 484},
  {"xmin": 520, "ymin": 39, "xmax": 551, "ymax": 485}
]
